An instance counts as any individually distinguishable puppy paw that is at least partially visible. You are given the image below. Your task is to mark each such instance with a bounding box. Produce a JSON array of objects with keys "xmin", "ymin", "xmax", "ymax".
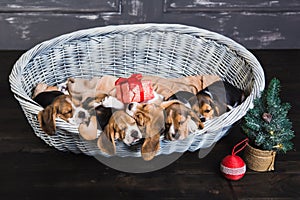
[
  {"xmin": 198, "ymin": 121, "xmax": 205, "ymax": 129},
  {"xmin": 102, "ymin": 96, "xmax": 124, "ymax": 109},
  {"xmin": 101, "ymin": 96, "xmax": 113, "ymax": 107},
  {"xmin": 78, "ymin": 116, "xmax": 98, "ymax": 140},
  {"xmin": 141, "ymin": 152, "xmax": 157, "ymax": 161}
]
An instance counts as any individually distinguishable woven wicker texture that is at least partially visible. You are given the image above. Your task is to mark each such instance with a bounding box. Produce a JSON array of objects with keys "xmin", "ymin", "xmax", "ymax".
[{"xmin": 9, "ymin": 24, "xmax": 265, "ymax": 157}]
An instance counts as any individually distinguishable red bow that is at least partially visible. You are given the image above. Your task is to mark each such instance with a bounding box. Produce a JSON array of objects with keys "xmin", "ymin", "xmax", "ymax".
[{"xmin": 115, "ymin": 74, "xmax": 145, "ymax": 102}]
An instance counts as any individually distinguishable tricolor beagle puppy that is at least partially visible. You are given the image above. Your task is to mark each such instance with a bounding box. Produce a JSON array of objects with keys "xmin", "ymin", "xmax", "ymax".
[
  {"xmin": 33, "ymin": 83, "xmax": 74, "ymax": 135},
  {"xmin": 97, "ymin": 110, "xmax": 142, "ymax": 155},
  {"xmin": 37, "ymin": 95, "xmax": 74, "ymax": 135},
  {"xmin": 170, "ymin": 81, "xmax": 245, "ymax": 121},
  {"xmin": 163, "ymin": 101, "xmax": 204, "ymax": 141},
  {"xmin": 125, "ymin": 101, "xmax": 180, "ymax": 160}
]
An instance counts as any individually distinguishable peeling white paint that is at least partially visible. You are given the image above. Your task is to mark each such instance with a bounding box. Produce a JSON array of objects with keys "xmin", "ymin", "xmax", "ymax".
[
  {"xmin": 5, "ymin": 16, "xmax": 48, "ymax": 41},
  {"xmin": 5, "ymin": 17, "xmax": 16, "ymax": 24},
  {"xmin": 129, "ymin": 0, "xmax": 143, "ymax": 16},
  {"xmin": 269, "ymin": 1, "xmax": 279, "ymax": 6},
  {"xmin": 259, "ymin": 32, "xmax": 285, "ymax": 43},
  {"xmin": 76, "ymin": 15, "xmax": 99, "ymax": 20},
  {"xmin": 241, "ymin": 12, "xmax": 277, "ymax": 17},
  {"xmin": 283, "ymin": 12, "xmax": 300, "ymax": 16},
  {"xmin": 107, "ymin": 0, "xmax": 116, "ymax": 8},
  {"xmin": 100, "ymin": 14, "xmax": 113, "ymax": 21},
  {"xmin": 232, "ymin": 27, "xmax": 239, "ymax": 37},
  {"xmin": 6, "ymin": 4, "xmax": 23, "ymax": 9},
  {"xmin": 244, "ymin": 32, "xmax": 285, "ymax": 47},
  {"xmin": 193, "ymin": 0, "xmax": 227, "ymax": 6},
  {"xmin": 170, "ymin": 3, "xmax": 176, "ymax": 8}
]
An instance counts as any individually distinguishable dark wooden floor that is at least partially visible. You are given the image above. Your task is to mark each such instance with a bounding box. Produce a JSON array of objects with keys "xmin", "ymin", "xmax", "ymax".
[{"xmin": 1, "ymin": 50, "xmax": 299, "ymax": 200}]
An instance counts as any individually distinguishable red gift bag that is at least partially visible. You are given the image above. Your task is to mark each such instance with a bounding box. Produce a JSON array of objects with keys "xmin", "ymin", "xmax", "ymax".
[{"xmin": 115, "ymin": 74, "xmax": 154, "ymax": 103}]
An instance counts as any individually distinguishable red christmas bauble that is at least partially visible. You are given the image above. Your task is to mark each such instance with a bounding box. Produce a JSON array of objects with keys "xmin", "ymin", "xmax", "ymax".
[{"xmin": 220, "ymin": 155, "xmax": 246, "ymax": 181}]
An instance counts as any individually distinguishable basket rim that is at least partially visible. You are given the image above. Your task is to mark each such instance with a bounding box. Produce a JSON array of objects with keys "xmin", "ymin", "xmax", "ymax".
[{"xmin": 9, "ymin": 23, "xmax": 265, "ymax": 136}]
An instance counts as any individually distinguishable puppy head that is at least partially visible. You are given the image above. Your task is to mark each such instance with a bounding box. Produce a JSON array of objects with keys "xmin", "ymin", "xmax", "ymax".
[
  {"xmin": 126, "ymin": 102, "xmax": 166, "ymax": 161},
  {"xmin": 126, "ymin": 102, "xmax": 166, "ymax": 136},
  {"xmin": 78, "ymin": 105, "xmax": 113, "ymax": 141},
  {"xmin": 164, "ymin": 102, "xmax": 204, "ymax": 141},
  {"xmin": 37, "ymin": 95, "xmax": 73, "ymax": 135},
  {"xmin": 97, "ymin": 110, "xmax": 142, "ymax": 155},
  {"xmin": 189, "ymin": 93, "xmax": 219, "ymax": 121},
  {"xmin": 70, "ymin": 97, "xmax": 96, "ymax": 125}
]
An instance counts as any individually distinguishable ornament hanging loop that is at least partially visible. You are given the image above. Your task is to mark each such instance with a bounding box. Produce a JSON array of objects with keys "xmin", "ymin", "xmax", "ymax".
[{"xmin": 232, "ymin": 138, "xmax": 249, "ymax": 156}]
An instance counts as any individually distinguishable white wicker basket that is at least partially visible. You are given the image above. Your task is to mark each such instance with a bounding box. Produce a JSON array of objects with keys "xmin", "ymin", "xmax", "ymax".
[{"xmin": 9, "ymin": 23, "xmax": 265, "ymax": 157}]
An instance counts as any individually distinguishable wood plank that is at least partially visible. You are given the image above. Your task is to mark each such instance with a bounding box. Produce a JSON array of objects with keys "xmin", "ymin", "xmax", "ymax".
[
  {"xmin": 231, "ymin": 173, "xmax": 300, "ymax": 199},
  {"xmin": 0, "ymin": 0, "xmax": 120, "ymax": 13},
  {"xmin": 165, "ymin": 0, "xmax": 300, "ymax": 12},
  {"xmin": 161, "ymin": 11, "xmax": 300, "ymax": 49},
  {"xmin": 1, "ymin": 11, "xmax": 299, "ymax": 50},
  {"xmin": 0, "ymin": 0, "xmax": 299, "ymax": 49},
  {"xmin": 0, "ymin": 151, "xmax": 235, "ymax": 200}
]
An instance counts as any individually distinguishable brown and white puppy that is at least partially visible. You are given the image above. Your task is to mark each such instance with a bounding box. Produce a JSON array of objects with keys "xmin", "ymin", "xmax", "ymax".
[
  {"xmin": 97, "ymin": 110, "xmax": 142, "ymax": 155},
  {"xmin": 67, "ymin": 95, "xmax": 118, "ymax": 141},
  {"xmin": 164, "ymin": 101, "xmax": 204, "ymax": 141},
  {"xmin": 189, "ymin": 81, "xmax": 245, "ymax": 121},
  {"xmin": 37, "ymin": 95, "xmax": 74, "ymax": 135},
  {"xmin": 33, "ymin": 82, "xmax": 74, "ymax": 135},
  {"xmin": 125, "ymin": 101, "xmax": 180, "ymax": 160},
  {"xmin": 67, "ymin": 77, "xmax": 124, "ymax": 140}
]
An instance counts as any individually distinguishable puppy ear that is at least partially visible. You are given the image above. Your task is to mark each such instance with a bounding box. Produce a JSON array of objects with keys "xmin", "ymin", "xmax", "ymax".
[
  {"xmin": 160, "ymin": 100, "xmax": 182, "ymax": 109},
  {"xmin": 141, "ymin": 110, "xmax": 165, "ymax": 161},
  {"xmin": 79, "ymin": 116, "xmax": 98, "ymax": 140},
  {"xmin": 97, "ymin": 122, "xmax": 116, "ymax": 155},
  {"xmin": 209, "ymin": 99, "xmax": 220, "ymax": 116},
  {"xmin": 141, "ymin": 133, "xmax": 160, "ymax": 161},
  {"xmin": 37, "ymin": 105, "xmax": 57, "ymax": 135},
  {"xmin": 189, "ymin": 110, "xmax": 204, "ymax": 129}
]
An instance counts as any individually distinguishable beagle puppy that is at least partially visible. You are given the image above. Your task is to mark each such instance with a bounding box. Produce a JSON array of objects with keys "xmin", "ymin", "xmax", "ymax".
[
  {"xmin": 70, "ymin": 95, "xmax": 120, "ymax": 141},
  {"xmin": 33, "ymin": 82, "xmax": 74, "ymax": 135},
  {"xmin": 97, "ymin": 110, "xmax": 142, "ymax": 155},
  {"xmin": 189, "ymin": 81, "xmax": 245, "ymax": 121},
  {"xmin": 37, "ymin": 95, "xmax": 74, "ymax": 135},
  {"xmin": 164, "ymin": 101, "xmax": 204, "ymax": 141},
  {"xmin": 125, "ymin": 101, "xmax": 180, "ymax": 160}
]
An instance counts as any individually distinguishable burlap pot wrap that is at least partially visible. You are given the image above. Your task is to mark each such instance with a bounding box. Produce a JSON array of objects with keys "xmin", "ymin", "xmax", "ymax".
[{"xmin": 244, "ymin": 144, "xmax": 276, "ymax": 172}]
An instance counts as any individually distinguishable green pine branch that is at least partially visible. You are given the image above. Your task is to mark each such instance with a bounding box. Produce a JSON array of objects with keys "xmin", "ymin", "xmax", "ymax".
[{"xmin": 242, "ymin": 78, "xmax": 295, "ymax": 153}]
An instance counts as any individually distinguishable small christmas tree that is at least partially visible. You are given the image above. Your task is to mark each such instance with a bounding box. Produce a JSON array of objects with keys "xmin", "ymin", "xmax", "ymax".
[{"xmin": 242, "ymin": 78, "xmax": 294, "ymax": 153}]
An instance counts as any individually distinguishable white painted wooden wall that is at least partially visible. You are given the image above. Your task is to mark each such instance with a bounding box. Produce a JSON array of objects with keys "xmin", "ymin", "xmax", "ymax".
[{"xmin": 0, "ymin": 0, "xmax": 299, "ymax": 49}]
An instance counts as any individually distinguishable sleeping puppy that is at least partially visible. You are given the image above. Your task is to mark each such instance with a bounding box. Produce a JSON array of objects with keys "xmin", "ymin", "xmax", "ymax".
[
  {"xmin": 37, "ymin": 95, "xmax": 74, "ymax": 135},
  {"xmin": 33, "ymin": 83, "xmax": 74, "ymax": 135},
  {"xmin": 189, "ymin": 81, "xmax": 245, "ymax": 121},
  {"xmin": 97, "ymin": 110, "xmax": 142, "ymax": 156},
  {"xmin": 69, "ymin": 96, "xmax": 119, "ymax": 141},
  {"xmin": 125, "ymin": 101, "xmax": 179, "ymax": 160},
  {"xmin": 164, "ymin": 101, "xmax": 204, "ymax": 141}
]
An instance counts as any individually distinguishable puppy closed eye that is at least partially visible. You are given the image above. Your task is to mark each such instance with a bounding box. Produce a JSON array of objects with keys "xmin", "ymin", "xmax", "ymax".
[
  {"xmin": 62, "ymin": 108, "xmax": 72, "ymax": 114},
  {"xmin": 176, "ymin": 115, "xmax": 186, "ymax": 125},
  {"xmin": 204, "ymin": 109, "xmax": 211, "ymax": 113},
  {"xmin": 135, "ymin": 113, "xmax": 149, "ymax": 126}
]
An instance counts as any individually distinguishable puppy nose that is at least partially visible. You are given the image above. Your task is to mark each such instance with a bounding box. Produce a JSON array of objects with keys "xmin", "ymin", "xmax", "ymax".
[
  {"xmin": 172, "ymin": 132, "xmax": 180, "ymax": 140},
  {"xmin": 128, "ymin": 103, "xmax": 134, "ymax": 111},
  {"xmin": 78, "ymin": 111, "xmax": 86, "ymax": 119},
  {"xmin": 200, "ymin": 117, "xmax": 206, "ymax": 122},
  {"xmin": 131, "ymin": 130, "xmax": 139, "ymax": 139}
]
